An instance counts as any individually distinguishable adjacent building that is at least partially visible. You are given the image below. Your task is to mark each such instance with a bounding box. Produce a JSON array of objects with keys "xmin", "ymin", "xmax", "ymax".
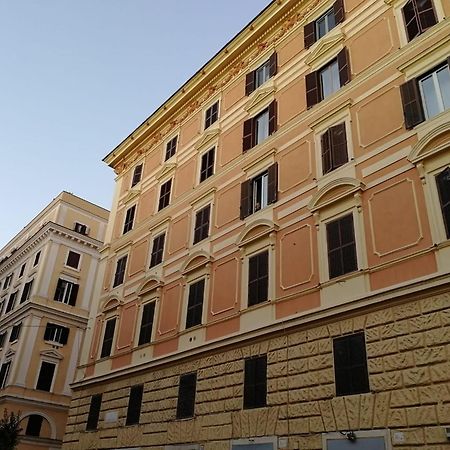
[
  {"xmin": 64, "ymin": 0, "xmax": 450, "ymax": 449},
  {"xmin": 0, "ymin": 192, "xmax": 108, "ymax": 450}
]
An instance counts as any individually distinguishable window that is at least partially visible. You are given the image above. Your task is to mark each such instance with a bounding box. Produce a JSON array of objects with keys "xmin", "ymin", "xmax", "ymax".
[
  {"xmin": 243, "ymin": 101, "xmax": 277, "ymax": 151},
  {"xmin": 3, "ymin": 274, "xmax": 12, "ymax": 290},
  {"xmin": 186, "ymin": 279, "xmax": 205, "ymax": 329},
  {"xmin": 204, "ymin": 101, "xmax": 219, "ymax": 129},
  {"xmin": 25, "ymin": 415, "xmax": 43, "ymax": 437},
  {"xmin": 326, "ymin": 213, "xmax": 358, "ymax": 279},
  {"xmin": 0, "ymin": 361, "xmax": 11, "ymax": 388},
  {"xmin": 33, "ymin": 251, "xmax": 41, "ymax": 266},
  {"xmin": 131, "ymin": 163, "xmax": 143, "ymax": 187},
  {"xmin": 126, "ymin": 384, "xmax": 144, "ymax": 425},
  {"xmin": 54, "ymin": 279, "xmax": 79, "ymax": 305},
  {"xmin": 66, "ymin": 250, "xmax": 81, "ymax": 269},
  {"xmin": 0, "ymin": 332, "xmax": 5, "ymax": 348},
  {"xmin": 245, "ymin": 53, "xmax": 277, "ymax": 95},
  {"xmin": 149, "ymin": 233, "xmax": 165, "ymax": 268},
  {"xmin": 306, "ymin": 48, "xmax": 350, "ymax": 108},
  {"xmin": 158, "ymin": 179, "xmax": 172, "ymax": 211},
  {"xmin": 304, "ymin": 0, "xmax": 344, "ymax": 48},
  {"xmin": 248, "ymin": 251, "xmax": 269, "ymax": 307},
  {"xmin": 400, "ymin": 61, "xmax": 450, "ymax": 128},
  {"xmin": 9, "ymin": 323, "xmax": 21, "ymax": 342},
  {"xmin": 5, "ymin": 292, "xmax": 17, "ymax": 313},
  {"xmin": 165, "ymin": 136, "xmax": 178, "ymax": 161},
  {"xmin": 86, "ymin": 394, "xmax": 102, "ymax": 431},
  {"xmin": 333, "ymin": 332, "xmax": 370, "ymax": 396},
  {"xmin": 240, "ymin": 164, "xmax": 278, "ymax": 219},
  {"xmin": 36, "ymin": 361, "xmax": 56, "ymax": 391},
  {"xmin": 44, "ymin": 323, "xmax": 69, "ymax": 345},
  {"xmin": 244, "ymin": 355, "xmax": 267, "ymax": 409},
  {"xmin": 18, "ymin": 263, "xmax": 26, "ymax": 278},
  {"xmin": 321, "ymin": 123, "xmax": 348, "ymax": 174},
  {"xmin": 123, "ymin": 205, "xmax": 136, "ymax": 234},
  {"xmin": 436, "ymin": 167, "xmax": 450, "ymax": 238},
  {"xmin": 193, "ymin": 205, "xmax": 211, "ymax": 244},
  {"xmin": 176, "ymin": 373, "xmax": 197, "ymax": 419},
  {"xmin": 74, "ymin": 222, "xmax": 88, "ymax": 235},
  {"xmin": 199, "ymin": 147, "xmax": 215, "ymax": 182},
  {"xmin": 100, "ymin": 318, "xmax": 116, "ymax": 358},
  {"xmin": 138, "ymin": 302, "xmax": 155, "ymax": 345},
  {"xmin": 20, "ymin": 280, "xmax": 33, "ymax": 303},
  {"xmin": 113, "ymin": 255, "xmax": 127, "ymax": 287},
  {"xmin": 402, "ymin": 0, "xmax": 437, "ymax": 42}
]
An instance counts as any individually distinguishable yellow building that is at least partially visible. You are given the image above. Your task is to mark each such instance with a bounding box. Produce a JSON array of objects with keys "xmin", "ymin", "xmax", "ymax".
[
  {"xmin": 64, "ymin": 0, "xmax": 449, "ymax": 449},
  {"xmin": 0, "ymin": 192, "xmax": 108, "ymax": 450}
]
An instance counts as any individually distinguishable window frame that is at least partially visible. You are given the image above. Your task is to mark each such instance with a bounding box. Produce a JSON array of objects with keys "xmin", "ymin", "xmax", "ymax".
[
  {"xmin": 158, "ymin": 178, "xmax": 173, "ymax": 211},
  {"xmin": 54, "ymin": 278, "xmax": 79, "ymax": 305},
  {"xmin": 165, "ymin": 135, "xmax": 178, "ymax": 161},
  {"xmin": 65, "ymin": 250, "xmax": 81, "ymax": 270},
  {"xmin": 18, "ymin": 263, "xmax": 26, "ymax": 279},
  {"xmin": 9, "ymin": 323, "xmax": 22, "ymax": 342},
  {"xmin": 185, "ymin": 278, "xmax": 206, "ymax": 329},
  {"xmin": 193, "ymin": 204, "xmax": 211, "ymax": 245},
  {"xmin": 35, "ymin": 360, "xmax": 57, "ymax": 392},
  {"xmin": 86, "ymin": 393, "xmax": 102, "ymax": 431},
  {"xmin": 113, "ymin": 255, "xmax": 128, "ymax": 288},
  {"xmin": 247, "ymin": 250, "xmax": 269, "ymax": 307},
  {"xmin": 0, "ymin": 360, "xmax": 11, "ymax": 389},
  {"xmin": 149, "ymin": 232, "xmax": 166, "ymax": 268},
  {"xmin": 131, "ymin": 163, "xmax": 143, "ymax": 187},
  {"xmin": 44, "ymin": 323, "xmax": 69, "ymax": 345},
  {"xmin": 20, "ymin": 279, "xmax": 33, "ymax": 303},
  {"xmin": 138, "ymin": 301, "xmax": 156, "ymax": 346},
  {"xmin": 204, "ymin": 101, "xmax": 219, "ymax": 130},
  {"xmin": 199, "ymin": 147, "xmax": 215, "ymax": 183},
  {"xmin": 242, "ymin": 101, "xmax": 277, "ymax": 152},
  {"xmin": 176, "ymin": 372, "xmax": 197, "ymax": 419},
  {"xmin": 435, "ymin": 167, "xmax": 450, "ymax": 239},
  {"xmin": 243, "ymin": 355, "xmax": 267, "ymax": 409},
  {"xmin": 100, "ymin": 317, "xmax": 117, "ymax": 359},
  {"xmin": 33, "ymin": 251, "xmax": 41, "ymax": 267},
  {"xmin": 402, "ymin": 0, "xmax": 438, "ymax": 42},
  {"xmin": 123, "ymin": 204, "xmax": 137, "ymax": 234},
  {"xmin": 74, "ymin": 222, "xmax": 88, "ymax": 235},
  {"xmin": 245, "ymin": 53, "xmax": 278, "ymax": 95},
  {"xmin": 5, "ymin": 291, "xmax": 18, "ymax": 313},
  {"xmin": 126, "ymin": 384, "xmax": 144, "ymax": 426},
  {"xmin": 25, "ymin": 414, "xmax": 44, "ymax": 437}
]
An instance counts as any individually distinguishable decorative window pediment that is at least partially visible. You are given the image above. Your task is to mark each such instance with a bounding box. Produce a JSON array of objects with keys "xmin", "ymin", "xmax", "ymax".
[
  {"xmin": 40, "ymin": 349, "xmax": 63, "ymax": 361},
  {"xmin": 195, "ymin": 128, "xmax": 219, "ymax": 152},
  {"xmin": 244, "ymin": 85, "xmax": 276, "ymax": 116},
  {"xmin": 236, "ymin": 219, "xmax": 278, "ymax": 247},
  {"xmin": 4, "ymin": 350, "xmax": 15, "ymax": 359},
  {"xmin": 305, "ymin": 28, "xmax": 345, "ymax": 70},
  {"xmin": 120, "ymin": 189, "xmax": 140, "ymax": 206},
  {"xmin": 181, "ymin": 251, "xmax": 213, "ymax": 275},
  {"xmin": 138, "ymin": 277, "xmax": 163, "ymax": 296},
  {"xmin": 157, "ymin": 163, "xmax": 177, "ymax": 181},
  {"xmin": 101, "ymin": 297, "xmax": 122, "ymax": 312},
  {"xmin": 408, "ymin": 122, "xmax": 450, "ymax": 164}
]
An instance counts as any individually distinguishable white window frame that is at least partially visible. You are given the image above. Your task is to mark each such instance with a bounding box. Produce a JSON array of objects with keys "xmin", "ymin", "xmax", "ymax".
[
  {"xmin": 203, "ymin": 99, "xmax": 220, "ymax": 131},
  {"xmin": 182, "ymin": 275, "xmax": 208, "ymax": 331},
  {"xmin": 65, "ymin": 249, "xmax": 82, "ymax": 271},
  {"xmin": 99, "ymin": 315, "xmax": 118, "ymax": 359},
  {"xmin": 35, "ymin": 359, "xmax": 58, "ymax": 392},
  {"xmin": 55, "ymin": 278, "xmax": 77, "ymax": 304},
  {"xmin": 198, "ymin": 146, "xmax": 216, "ymax": 183},
  {"xmin": 164, "ymin": 133, "xmax": 179, "ymax": 162},
  {"xmin": 418, "ymin": 63, "xmax": 450, "ymax": 120},
  {"xmin": 0, "ymin": 360, "xmax": 12, "ymax": 389}
]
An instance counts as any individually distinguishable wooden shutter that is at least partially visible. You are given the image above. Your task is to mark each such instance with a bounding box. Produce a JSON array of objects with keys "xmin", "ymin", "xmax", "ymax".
[
  {"xmin": 240, "ymin": 180, "xmax": 252, "ymax": 219},
  {"xmin": 269, "ymin": 52, "xmax": 278, "ymax": 77},
  {"xmin": 306, "ymin": 71, "xmax": 320, "ymax": 108},
  {"xmin": 268, "ymin": 100, "xmax": 277, "ymax": 135},
  {"xmin": 61, "ymin": 327, "xmax": 69, "ymax": 345},
  {"xmin": 400, "ymin": 79, "xmax": 424, "ymax": 129},
  {"xmin": 417, "ymin": 0, "xmax": 437, "ymax": 33},
  {"xmin": 321, "ymin": 129, "xmax": 332, "ymax": 174},
  {"xmin": 242, "ymin": 118, "xmax": 254, "ymax": 152},
  {"xmin": 267, "ymin": 163, "xmax": 278, "ymax": 204},
  {"xmin": 337, "ymin": 47, "xmax": 350, "ymax": 87},
  {"xmin": 69, "ymin": 283, "xmax": 79, "ymax": 306},
  {"xmin": 304, "ymin": 21, "xmax": 316, "ymax": 49},
  {"xmin": 44, "ymin": 324, "xmax": 53, "ymax": 341},
  {"xmin": 333, "ymin": 0, "xmax": 345, "ymax": 25},
  {"xmin": 54, "ymin": 279, "xmax": 63, "ymax": 301},
  {"xmin": 245, "ymin": 71, "xmax": 256, "ymax": 96},
  {"xmin": 330, "ymin": 123, "xmax": 348, "ymax": 168}
]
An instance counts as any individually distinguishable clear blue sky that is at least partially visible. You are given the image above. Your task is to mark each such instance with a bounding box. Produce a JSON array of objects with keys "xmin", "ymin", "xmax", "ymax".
[{"xmin": 0, "ymin": 0, "xmax": 272, "ymax": 249}]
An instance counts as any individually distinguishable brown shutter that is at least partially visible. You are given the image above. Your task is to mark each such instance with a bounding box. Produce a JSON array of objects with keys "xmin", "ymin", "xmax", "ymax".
[
  {"xmin": 243, "ymin": 118, "xmax": 254, "ymax": 152},
  {"xmin": 245, "ymin": 71, "xmax": 255, "ymax": 96},
  {"xmin": 269, "ymin": 52, "xmax": 278, "ymax": 77},
  {"xmin": 240, "ymin": 180, "xmax": 252, "ymax": 219},
  {"xmin": 304, "ymin": 22, "xmax": 316, "ymax": 49},
  {"xmin": 268, "ymin": 100, "xmax": 277, "ymax": 135},
  {"xmin": 400, "ymin": 79, "xmax": 424, "ymax": 129},
  {"xmin": 267, "ymin": 163, "xmax": 278, "ymax": 205},
  {"xmin": 306, "ymin": 71, "xmax": 320, "ymax": 108},
  {"xmin": 333, "ymin": 0, "xmax": 345, "ymax": 25},
  {"xmin": 54, "ymin": 279, "xmax": 63, "ymax": 301},
  {"xmin": 321, "ymin": 129, "xmax": 332, "ymax": 174},
  {"xmin": 331, "ymin": 123, "xmax": 348, "ymax": 168},
  {"xmin": 69, "ymin": 284, "xmax": 79, "ymax": 306},
  {"xmin": 337, "ymin": 47, "xmax": 350, "ymax": 87}
]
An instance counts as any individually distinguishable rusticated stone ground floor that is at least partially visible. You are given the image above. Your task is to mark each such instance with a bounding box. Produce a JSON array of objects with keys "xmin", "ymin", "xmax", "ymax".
[{"xmin": 62, "ymin": 290, "xmax": 450, "ymax": 450}]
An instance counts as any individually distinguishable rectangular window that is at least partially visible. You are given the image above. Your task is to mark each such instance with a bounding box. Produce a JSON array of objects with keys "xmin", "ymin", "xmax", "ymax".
[
  {"xmin": 186, "ymin": 279, "xmax": 205, "ymax": 329},
  {"xmin": 100, "ymin": 318, "xmax": 116, "ymax": 358},
  {"xmin": 436, "ymin": 167, "xmax": 450, "ymax": 238},
  {"xmin": 320, "ymin": 59, "xmax": 341, "ymax": 99},
  {"xmin": 165, "ymin": 136, "xmax": 178, "ymax": 161},
  {"xmin": 36, "ymin": 361, "xmax": 56, "ymax": 391},
  {"xmin": 126, "ymin": 384, "xmax": 144, "ymax": 426},
  {"xmin": 33, "ymin": 251, "xmax": 41, "ymax": 266},
  {"xmin": 5, "ymin": 292, "xmax": 17, "ymax": 313},
  {"xmin": 158, "ymin": 179, "xmax": 172, "ymax": 211},
  {"xmin": 321, "ymin": 123, "xmax": 348, "ymax": 174},
  {"xmin": 138, "ymin": 302, "xmax": 155, "ymax": 345},
  {"xmin": 86, "ymin": 394, "xmax": 102, "ymax": 431},
  {"xmin": 240, "ymin": 164, "xmax": 278, "ymax": 219},
  {"xmin": 248, "ymin": 251, "xmax": 269, "ymax": 307},
  {"xmin": 244, "ymin": 355, "xmax": 267, "ymax": 409},
  {"xmin": 25, "ymin": 415, "xmax": 43, "ymax": 437},
  {"xmin": 326, "ymin": 213, "xmax": 358, "ymax": 279},
  {"xmin": 204, "ymin": 101, "xmax": 219, "ymax": 129},
  {"xmin": 54, "ymin": 279, "xmax": 79, "ymax": 305},
  {"xmin": 131, "ymin": 163, "xmax": 143, "ymax": 187},
  {"xmin": 123, "ymin": 205, "xmax": 136, "ymax": 234},
  {"xmin": 18, "ymin": 263, "xmax": 26, "ymax": 278},
  {"xmin": 66, "ymin": 250, "xmax": 81, "ymax": 269},
  {"xmin": 245, "ymin": 53, "xmax": 277, "ymax": 95},
  {"xmin": 242, "ymin": 101, "xmax": 277, "ymax": 152},
  {"xmin": 333, "ymin": 332, "xmax": 370, "ymax": 396},
  {"xmin": 9, "ymin": 323, "xmax": 21, "ymax": 342},
  {"xmin": 44, "ymin": 323, "xmax": 69, "ymax": 345},
  {"xmin": 304, "ymin": 0, "xmax": 344, "ymax": 48},
  {"xmin": 74, "ymin": 222, "xmax": 88, "ymax": 235},
  {"xmin": 113, "ymin": 256, "xmax": 127, "ymax": 287},
  {"xmin": 176, "ymin": 373, "xmax": 197, "ymax": 419},
  {"xmin": 199, "ymin": 147, "xmax": 215, "ymax": 182},
  {"xmin": 0, "ymin": 332, "xmax": 6, "ymax": 348},
  {"xmin": 0, "ymin": 361, "xmax": 11, "ymax": 388},
  {"xmin": 3, "ymin": 274, "xmax": 12, "ymax": 290},
  {"xmin": 20, "ymin": 280, "xmax": 33, "ymax": 303},
  {"xmin": 193, "ymin": 205, "xmax": 211, "ymax": 244},
  {"xmin": 402, "ymin": 0, "xmax": 437, "ymax": 42},
  {"xmin": 149, "ymin": 233, "xmax": 165, "ymax": 268}
]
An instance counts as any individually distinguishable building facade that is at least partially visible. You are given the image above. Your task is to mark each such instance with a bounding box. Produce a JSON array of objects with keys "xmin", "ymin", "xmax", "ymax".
[
  {"xmin": 0, "ymin": 192, "xmax": 108, "ymax": 450},
  {"xmin": 64, "ymin": 0, "xmax": 450, "ymax": 449}
]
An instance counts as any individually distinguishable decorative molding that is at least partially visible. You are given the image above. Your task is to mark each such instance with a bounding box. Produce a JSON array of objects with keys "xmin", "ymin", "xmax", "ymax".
[
  {"xmin": 181, "ymin": 251, "xmax": 213, "ymax": 275},
  {"xmin": 138, "ymin": 277, "xmax": 163, "ymax": 297},
  {"xmin": 120, "ymin": 189, "xmax": 140, "ymax": 206},
  {"xmin": 40, "ymin": 349, "xmax": 64, "ymax": 361},
  {"xmin": 156, "ymin": 163, "xmax": 177, "ymax": 181},
  {"xmin": 195, "ymin": 128, "xmax": 220, "ymax": 151},
  {"xmin": 101, "ymin": 297, "xmax": 123, "ymax": 312},
  {"xmin": 236, "ymin": 219, "xmax": 279, "ymax": 247},
  {"xmin": 408, "ymin": 121, "xmax": 450, "ymax": 164},
  {"xmin": 304, "ymin": 28, "xmax": 345, "ymax": 69},
  {"xmin": 244, "ymin": 84, "xmax": 276, "ymax": 115}
]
